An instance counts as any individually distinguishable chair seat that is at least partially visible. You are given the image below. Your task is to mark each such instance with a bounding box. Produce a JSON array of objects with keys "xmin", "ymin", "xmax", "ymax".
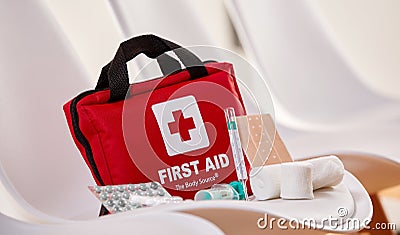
[
  {"xmin": 105, "ymin": 171, "xmax": 371, "ymax": 233},
  {"xmin": 0, "ymin": 211, "xmax": 224, "ymax": 235}
]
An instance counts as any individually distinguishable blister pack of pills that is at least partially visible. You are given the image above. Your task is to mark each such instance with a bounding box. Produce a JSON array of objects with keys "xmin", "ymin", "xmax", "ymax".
[{"xmin": 89, "ymin": 182, "xmax": 182, "ymax": 213}]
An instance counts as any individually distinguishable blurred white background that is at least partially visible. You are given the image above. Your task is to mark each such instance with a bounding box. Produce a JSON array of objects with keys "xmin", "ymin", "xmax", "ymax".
[
  {"xmin": 1, "ymin": 0, "xmax": 399, "ymax": 231},
  {"xmin": 40, "ymin": 0, "xmax": 400, "ymax": 228},
  {"xmin": 43, "ymin": 0, "xmax": 400, "ymax": 99}
]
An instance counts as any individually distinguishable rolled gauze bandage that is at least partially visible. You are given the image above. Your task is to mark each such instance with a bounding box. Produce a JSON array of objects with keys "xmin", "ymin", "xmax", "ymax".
[
  {"xmin": 304, "ymin": 155, "xmax": 345, "ymax": 189},
  {"xmin": 250, "ymin": 155, "xmax": 345, "ymax": 200},
  {"xmin": 280, "ymin": 162, "xmax": 314, "ymax": 199},
  {"xmin": 249, "ymin": 164, "xmax": 281, "ymax": 200}
]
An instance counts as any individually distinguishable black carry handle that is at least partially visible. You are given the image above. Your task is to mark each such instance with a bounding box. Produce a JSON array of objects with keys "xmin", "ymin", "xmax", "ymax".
[
  {"xmin": 96, "ymin": 54, "xmax": 181, "ymax": 91},
  {"xmin": 96, "ymin": 34, "xmax": 208, "ymax": 102}
]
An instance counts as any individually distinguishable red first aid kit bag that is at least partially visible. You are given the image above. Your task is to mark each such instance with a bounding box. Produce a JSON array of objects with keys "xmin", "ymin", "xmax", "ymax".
[{"xmin": 64, "ymin": 35, "xmax": 251, "ymax": 199}]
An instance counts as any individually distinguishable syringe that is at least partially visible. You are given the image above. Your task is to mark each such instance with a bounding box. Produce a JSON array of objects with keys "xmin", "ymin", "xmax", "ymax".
[{"xmin": 224, "ymin": 107, "xmax": 249, "ymax": 200}]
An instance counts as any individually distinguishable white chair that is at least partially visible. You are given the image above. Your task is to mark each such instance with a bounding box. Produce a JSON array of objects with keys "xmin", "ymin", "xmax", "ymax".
[
  {"xmin": 108, "ymin": 0, "xmax": 215, "ymax": 46},
  {"xmin": 224, "ymin": 0, "xmax": 400, "ymax": 162},
  {"xmin": 0, "ymin": 0, "xmax": 100, "ymax": 220},
  {"xmin": 225, "ymin": 0, "xmax": 400, "ymax": 230},
  {"xmin": 107, "ymin": 0, "xmax": 219, "ymax": 78},
  {"xmin": 0, "ymin": 1, "xmax": 374, "ymax": 233},
  {"xmin": 0, "ymin": 211, "xmax": 224, "ymax": 235},
  {"xmin": 0, "ymin": 2, "xmax": 224, "ymax": 234},
  {"xmin": 108, "ymin": 1, "xmax": 373, "ymax": 234}
]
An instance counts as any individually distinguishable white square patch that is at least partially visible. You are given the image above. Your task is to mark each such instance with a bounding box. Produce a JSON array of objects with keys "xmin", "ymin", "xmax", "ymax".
[{"xmin": 152, "ymin": 96, "xmax": 210, "ymax": 156}]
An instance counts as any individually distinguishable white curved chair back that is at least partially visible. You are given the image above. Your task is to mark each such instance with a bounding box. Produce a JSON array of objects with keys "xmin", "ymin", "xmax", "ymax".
[
  {"xmin": 0, "ymin": 0, "xmax": 99, "ymax": 219},
  {"xmin": 109, "ymin": 0, "xmax": 214, "ymax": 46},
  {"xmin": 226, "ymin": 0, "xmax": 395, "ymax": 127},
  {"xmin": 108, "ymin": 0, "xmax": 220, "ymax": 79}
]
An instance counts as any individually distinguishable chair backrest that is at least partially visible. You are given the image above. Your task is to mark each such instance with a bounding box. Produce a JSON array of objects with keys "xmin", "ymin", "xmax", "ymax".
[
  {"xmin": 226, "ymin": 0, "xmax": 391, "ymax": 127},
  {"xmin": 109, "ymin": 0, "xmax": 214, "ymax": 46},
  {"xmin": 0, "ymin": 1, "xmax": 99, "ymax": 219},
  {"xmin": 108, "ymin": 0, "xmax": 221, "ymax": 78}
]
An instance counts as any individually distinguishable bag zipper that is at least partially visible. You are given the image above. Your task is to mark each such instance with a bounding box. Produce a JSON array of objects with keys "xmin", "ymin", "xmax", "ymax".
[{"xmin": 70, "ymin": 90, "xmax": 105, "ymax": 186}]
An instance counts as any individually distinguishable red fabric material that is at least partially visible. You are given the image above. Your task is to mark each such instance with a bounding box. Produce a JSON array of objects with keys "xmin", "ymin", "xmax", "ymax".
[{"xmin": 64, "ymin": 62, "xmax": 252, "ymax": 199}]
